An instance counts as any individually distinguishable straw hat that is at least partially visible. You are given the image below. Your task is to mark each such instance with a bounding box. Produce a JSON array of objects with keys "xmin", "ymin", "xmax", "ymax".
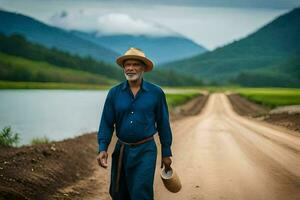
[
  {"xmin": 116, "ymin": 47, "xmax": 154, "ymax": 72},
  {"xmin": 160, "ymin": 167, "xmax": 182, "ymax": 193}
]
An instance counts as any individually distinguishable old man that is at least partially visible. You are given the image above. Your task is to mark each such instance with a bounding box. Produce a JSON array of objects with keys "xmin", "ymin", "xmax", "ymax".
[{"xmin": 97, "ymin": 47, "xmax": 173, "ymax": 200}]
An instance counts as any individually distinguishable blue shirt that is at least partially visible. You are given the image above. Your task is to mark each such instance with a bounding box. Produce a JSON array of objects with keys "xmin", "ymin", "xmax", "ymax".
[{"xmin": 97, "ymin": 78, "xmax": 172, "ymax": 157}]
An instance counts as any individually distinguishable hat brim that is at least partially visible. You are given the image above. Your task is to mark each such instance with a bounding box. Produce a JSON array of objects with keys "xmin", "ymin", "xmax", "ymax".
[{"xmin": 116, "ymin": 55, "xmax": 153, "ymax": 72}]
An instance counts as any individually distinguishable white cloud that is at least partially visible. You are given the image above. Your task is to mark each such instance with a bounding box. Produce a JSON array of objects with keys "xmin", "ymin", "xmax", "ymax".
[{"xmin": 49, "ymin": 10, "xmax": 177, "ymax": 37}]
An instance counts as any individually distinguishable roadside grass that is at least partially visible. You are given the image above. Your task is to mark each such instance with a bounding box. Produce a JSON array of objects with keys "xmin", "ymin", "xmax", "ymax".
[
  {"xmin": 166, "ymin": 92, "xmax": 201, "ymax": 108},
  {"xmin": 31, "ymin": 136, "xmax": 51, "ymax": 145},
  {"xmin": 0, "ymin": 126, "xmax": 20, "ymax": 147}
]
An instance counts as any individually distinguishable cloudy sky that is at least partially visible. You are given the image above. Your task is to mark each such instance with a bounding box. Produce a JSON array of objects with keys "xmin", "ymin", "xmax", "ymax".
[{"xmin": 1, "ymin": 0, "xmax": 299, "ymax": 50}]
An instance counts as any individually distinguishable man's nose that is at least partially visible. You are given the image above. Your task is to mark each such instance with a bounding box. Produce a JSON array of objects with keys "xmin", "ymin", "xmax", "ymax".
[{"xmin": 125, "ymin": 65, "xmax": 134, "ymax": 70}]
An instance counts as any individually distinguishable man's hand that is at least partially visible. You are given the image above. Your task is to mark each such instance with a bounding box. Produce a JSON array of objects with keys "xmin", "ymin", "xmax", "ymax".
[
  {"xmin": 97, "ymin": 151, "xmax": 108, "ymax": 169},
  {"xmin": 161, "ymin": 156, "xmax": 172, "ymax": 172}
]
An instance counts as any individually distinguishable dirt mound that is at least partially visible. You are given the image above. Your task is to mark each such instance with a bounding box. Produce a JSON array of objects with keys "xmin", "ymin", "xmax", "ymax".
[
  {"xmin": 264, "ymin": 113, "xmax": 300, "ymax": 132},
  {"xmin": 170, "ymin": 93, "xmax": 209, "ymax": 121},
  {"xmin": 0, "ymin": 133, "xmax": 98, "ymax": 200},
  {"xmin": 227, "ymin": 93, "xmax": 300, "ymax": 133},
  {"xmin": 227, "ymin": 93, "xmax": 270, "ymax": 117}
]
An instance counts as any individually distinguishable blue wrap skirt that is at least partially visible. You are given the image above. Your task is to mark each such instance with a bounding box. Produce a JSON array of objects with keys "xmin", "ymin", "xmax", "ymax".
[{"xmin": 109, "ymin": 139, "xmax": 157, "ymax": 200}]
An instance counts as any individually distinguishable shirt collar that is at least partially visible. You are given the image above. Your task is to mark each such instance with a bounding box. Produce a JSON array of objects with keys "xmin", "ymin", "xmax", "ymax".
[{"xmin": 121, "ymin": 78, "xmax": 149, "ymax": 92}]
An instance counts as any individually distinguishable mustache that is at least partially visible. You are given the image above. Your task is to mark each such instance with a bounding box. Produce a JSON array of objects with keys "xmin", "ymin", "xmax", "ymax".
[{"xmin": 125, "ymin": 71, "xmax": 140, "ymax": 76}]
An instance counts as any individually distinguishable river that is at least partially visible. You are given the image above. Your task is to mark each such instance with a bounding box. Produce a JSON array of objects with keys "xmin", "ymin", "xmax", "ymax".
[{"xmin": 0, "ymin": 89, "xmax": 108, "ymax": 145}]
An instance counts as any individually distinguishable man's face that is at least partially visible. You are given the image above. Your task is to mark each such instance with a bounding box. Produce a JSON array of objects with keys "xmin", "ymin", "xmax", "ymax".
[{"xmin": 123, "ymin": 59, "xmax": 145, "ymax": 81}]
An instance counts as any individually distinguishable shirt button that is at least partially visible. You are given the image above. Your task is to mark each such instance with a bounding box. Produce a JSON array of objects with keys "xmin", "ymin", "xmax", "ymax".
[
  {"xmin": 130, "ymin": 121, "xmax": 133, "ymax": 124},
  {"xmin": 131, "ymin": 111, "xmax": 134, "ymax": 114}
]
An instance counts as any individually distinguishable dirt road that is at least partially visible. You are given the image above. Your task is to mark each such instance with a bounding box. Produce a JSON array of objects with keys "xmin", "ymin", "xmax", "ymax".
[
  {"xmin": 154, "ymin": 93, "xmax": 300, "ymax": 200},
  {"xmin": 66, "ymin": 93, "xmax": 300, "ymax": 200}
]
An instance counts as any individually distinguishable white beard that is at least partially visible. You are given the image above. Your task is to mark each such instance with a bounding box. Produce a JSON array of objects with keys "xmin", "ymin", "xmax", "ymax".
[{"xmin": 124, "ymin": 71, "xmax": 144, "ymax": 81}]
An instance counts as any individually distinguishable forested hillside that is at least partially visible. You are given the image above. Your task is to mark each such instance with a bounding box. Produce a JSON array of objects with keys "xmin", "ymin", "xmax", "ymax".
[
  {"xmin": 0, "ymin": 34, "xmax": 204, "ymax": 86},
  {"xmin": 161, "ymin": 8, "xmax": 300, "ymax": 87}
]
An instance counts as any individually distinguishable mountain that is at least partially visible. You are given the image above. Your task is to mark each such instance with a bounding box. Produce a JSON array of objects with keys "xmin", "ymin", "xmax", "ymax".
[
  {"xmin": 0, "ymin": 10, "xmax": 119, "ymax": 63},
  {"xmin": 161, "ymin": 7, "xmax": 300, "ymax": 87},
  {"xmin": 71, "ymin": 31, "xmax": 207, "ymax": 64},
  {"xmin": 0, "ymin": 9, "xmax": 207, "ymax": 65}
]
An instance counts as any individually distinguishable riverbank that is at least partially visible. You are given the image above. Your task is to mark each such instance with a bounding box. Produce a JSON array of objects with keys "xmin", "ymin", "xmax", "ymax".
[
  {"xmin": 0, "ymin": 92, "xmax": 208, "ymax": 200},
  {"xmin": 0, "ymin": 81, "xmax": 111, "ymax": 90}
]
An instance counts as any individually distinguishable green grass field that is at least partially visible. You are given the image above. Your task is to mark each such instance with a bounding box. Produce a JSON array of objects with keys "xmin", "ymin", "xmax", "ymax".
[
  {"xmin": 232, "ymin": 88, "xmax": 300, "ymax": 108},
  {"xmin": 0, "ymin": 52, "xmax": 117, "ymax": 85},
  {"xmin": 166, "ymin": 93, "xmax": 201, "ymax": 107}
]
